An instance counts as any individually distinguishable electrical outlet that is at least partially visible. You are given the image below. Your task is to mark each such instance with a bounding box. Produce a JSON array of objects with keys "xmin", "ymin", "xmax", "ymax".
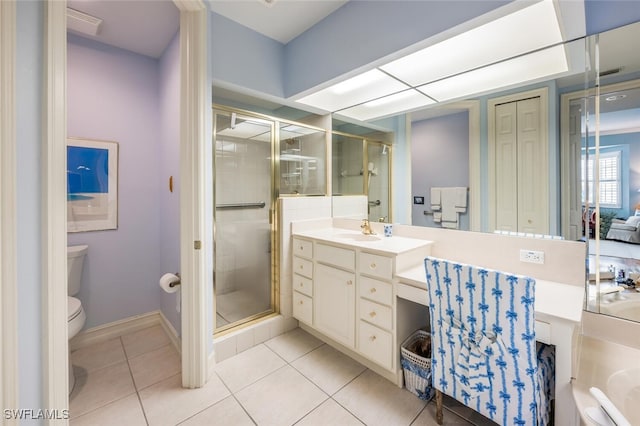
[{"xmin": 520, "ymin": 249, "xmax": 545, "ymax": 264}]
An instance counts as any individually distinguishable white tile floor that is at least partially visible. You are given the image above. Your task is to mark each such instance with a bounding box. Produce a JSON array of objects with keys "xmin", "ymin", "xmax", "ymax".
[{"xmin": 69, "ymin": 325, "xmax": 497, "ymax": 426}]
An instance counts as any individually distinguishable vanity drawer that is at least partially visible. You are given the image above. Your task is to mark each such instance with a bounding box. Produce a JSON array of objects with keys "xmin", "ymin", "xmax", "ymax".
[
  {"xmin": 293, "ymin": 238, "xmax": 313, "ymax": 259},
  {"xmin": 316, "ymin": 243, "xmax": 355, "ymax": 271},
  {"xmin": 293, "ymin": 292, "xmax": 313, "ymax": 325},
  {"xmin": 359, "ymin": 298, "xmax": 392, "ymax": 330},
  {"xmin": 358, "ymin": 320, "xmax": 393, "ymax": 370},
  {"xmin": 293, "ymin": 256, "xmax": 313, "ymax": 279},
  {"xmin": 359, "ymin": 276, "xmax": 392, "ymax": 306},
  {"xmin": 293, "ymin": 274, "xmax": 313, "ymax": 297},
  {"xmin": 359, "ymin": 252, "xmax": 393, "ymax": 280},
  {"xmin": 535, "ymin": 320, "xmax": 551, "ymax": 344}
]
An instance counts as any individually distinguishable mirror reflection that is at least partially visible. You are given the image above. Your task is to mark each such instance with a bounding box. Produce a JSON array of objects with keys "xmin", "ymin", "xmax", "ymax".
[{"xmin": 586, "ymin": 83, "xmax": 640, "ymax": 323}]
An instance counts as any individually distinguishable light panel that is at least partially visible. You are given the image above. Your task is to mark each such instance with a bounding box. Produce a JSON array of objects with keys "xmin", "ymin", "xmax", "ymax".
[
  {"xmin": 337, "ymin": 90, "xmax": 435, "ymax": 122},
  {"xmin": 380, "ymin": 0, "xmax": 563, "ymax": 87},
  {"xmin": 418, "ymin": 45, "xmax": 568, "ymax": 103},
  {"xmin": 296, "ymin": 69, "xmax": 409, "ymax": 112}
]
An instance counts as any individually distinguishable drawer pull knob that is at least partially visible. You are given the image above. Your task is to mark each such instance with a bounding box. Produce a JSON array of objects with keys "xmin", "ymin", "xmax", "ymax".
[
  {"xmin": 370, "ymin": 263, "xmax": 376, "ymax": 269},
  {"xmin": 346, "ymin": 280, "xmax": 353, "ymax": 285},
  {"xmin": 369, "ymin": 335, "xmax": 377, "ymax": 341},
  {"xmin": 299, "ymin": 301, "xmax": 303, "ymax": 305},
  {"xmin": 299, "ymin": 265, "xmax": 303, "ymax": 269},
  {"xmin": 369, "ymin": 311, "xmax": 376, "ymax": 318},
  {"xmin": 300, "ymin": 246, "xmax": 304, "ymax": 250},
  {"xmin": 299, "ymin": 282, "xmax": 304, "ymax": 287},
  {"xmin": 370, "ymin": 288, "xmax": 377, "ymax": 293}
]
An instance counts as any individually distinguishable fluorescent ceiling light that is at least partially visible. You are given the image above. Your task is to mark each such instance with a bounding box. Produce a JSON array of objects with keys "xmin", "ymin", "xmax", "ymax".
[
  {"xmin": 418, "ymin": 45, "xmax": 568, "ymax": 103},
  {"xmin": 337, "ymin": 90, "xmax": 435, "ymax": 122},
  {"xmin": 296, "ymin": 69, "xmax": 409, "ymax": 112},
  {"xmin": 67, "ymin": 8, "xmax": 103, "ymax": 37},
  {"xmin": 380, "ymin": 0, "xmax": 563, "ymax": 87},
  {"xmin": 280, "ymin": 124, "xmax": 323, "ymax": 136}
]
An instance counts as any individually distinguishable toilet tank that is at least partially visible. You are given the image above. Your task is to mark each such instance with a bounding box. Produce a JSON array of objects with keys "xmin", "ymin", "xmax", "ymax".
[{"xmin": 67, "ymin": 245, "xmax": 88, "ymax": 296}]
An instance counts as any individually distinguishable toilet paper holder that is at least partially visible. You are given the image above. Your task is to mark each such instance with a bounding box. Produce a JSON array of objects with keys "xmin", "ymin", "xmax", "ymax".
[{"xmin": 169, "ymin": 272, "xmax": 181, "ymax": 288}]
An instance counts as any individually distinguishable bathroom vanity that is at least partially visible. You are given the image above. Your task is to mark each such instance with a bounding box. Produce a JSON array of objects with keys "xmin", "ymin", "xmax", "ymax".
[
  {"xmin": 292, "ymin": 227, "xmax": 432, "ymax": 382},
  {"xmin": 290, "ymin": 219, "xmax": 586, "ymax": 426}
]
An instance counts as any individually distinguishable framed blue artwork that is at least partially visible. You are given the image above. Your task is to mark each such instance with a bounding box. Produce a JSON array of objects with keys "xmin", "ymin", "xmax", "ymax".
[{"xmin": 67, "ymin": 138, "xmax": 118, "ymax": 232}]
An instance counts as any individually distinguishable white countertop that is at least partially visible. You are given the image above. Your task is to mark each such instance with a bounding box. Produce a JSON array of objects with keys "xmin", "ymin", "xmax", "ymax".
[
  {"xmin": 396, "ymin": 265, "xmax": 584, "ymax": 323},
  {"xmin": 293, "ymin": 228, "xmax": 433, "ymax": 255}
]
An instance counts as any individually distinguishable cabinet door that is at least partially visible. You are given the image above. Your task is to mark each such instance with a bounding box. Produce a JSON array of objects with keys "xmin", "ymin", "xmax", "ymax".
[{"xmin": 314, "ymin": 263, "xmax": 356, "ymax": 348}]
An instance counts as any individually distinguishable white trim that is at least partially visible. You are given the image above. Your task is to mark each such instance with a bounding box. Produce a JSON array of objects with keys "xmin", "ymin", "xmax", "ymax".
[
  {"xmin": 159, "ymin": 310, "xmax": 182, "ymax": 355},
  {"xmin": 70, "ymin": 311, "xmax": 165, "ymax": 350},
  {"xmin": 70, "ymin": 310, "xmax": 181, "ymax": 354},
  {"xmin": 42, "ymin": 0, "xmax": 69, "ymax": 419},
  {"xmin": 488, "ymin": 87, "xmax": 549, "ymax": 233},
  {"xmin": 174, "ymin": 0, "xmax": 208, "ymax": 388},
  {"xmin": 1, "ymin": 0, "xmax": 18, "ymax": 418}
]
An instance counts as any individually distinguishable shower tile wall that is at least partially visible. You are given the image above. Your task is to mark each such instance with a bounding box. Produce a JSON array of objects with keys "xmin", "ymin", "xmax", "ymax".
[
  {"xmin": 333, "ymin": 139, "xmax": 364, "ymax": 195},
  {"xmin": 216, "ymin": 138, "xmax": 271, "ymax": 304},
  {"xmin": 367, "ymin": 147, "xmax": 390, "ymax": 222}
]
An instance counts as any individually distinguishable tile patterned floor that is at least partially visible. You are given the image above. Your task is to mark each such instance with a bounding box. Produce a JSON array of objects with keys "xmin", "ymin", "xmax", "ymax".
[{"xmin": 69, "ymin": 325, "xmax": 497, "ymax": 426}]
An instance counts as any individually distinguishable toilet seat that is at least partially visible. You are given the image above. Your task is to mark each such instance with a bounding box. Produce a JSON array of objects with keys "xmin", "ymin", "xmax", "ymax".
[{"xmin": 68, "ymin": 296, "xmax": 86, "ymax": 342}]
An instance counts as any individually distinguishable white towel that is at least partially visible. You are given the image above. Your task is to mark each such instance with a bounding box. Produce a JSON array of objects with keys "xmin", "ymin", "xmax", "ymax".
[
  {"xmin": 454, "ymin": 187, "xmax": 467, "ymax": 213},
  {"xmin": 440, "ymin": 188, "xmax": 458, "ymax": 223},
  {"xmin": 442, "ymin": 221, "xmax": 458, "ymax": 229},
  {"xmin": 430, "ymin": 187, "xmax": 441, "ymax": 211},
  {"xmin": 433, "ymin": 212, "xmax": 442, "ymax": 223}
]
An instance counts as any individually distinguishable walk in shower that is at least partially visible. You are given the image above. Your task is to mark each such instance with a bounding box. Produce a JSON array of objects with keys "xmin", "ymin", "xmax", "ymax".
[
  {"xmin": 332, "ymin": 130, "xmax": 392, "ymax": 222},
  {"xmin": 213, "ymin": 107, "xmax": 327, "ymax": 333},
  {"xmin": 214, "ymin": 109, "xmax": 276, "ymax": 332}
]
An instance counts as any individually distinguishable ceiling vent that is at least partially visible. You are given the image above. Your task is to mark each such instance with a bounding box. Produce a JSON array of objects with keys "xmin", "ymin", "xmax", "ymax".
[{"xmin": 67, "ymin": 8, "xmax": 103, "ymax": 36}]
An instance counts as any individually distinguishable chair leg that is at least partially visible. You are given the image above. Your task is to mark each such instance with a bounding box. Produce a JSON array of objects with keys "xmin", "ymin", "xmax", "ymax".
[{"xmin": 435, "ymin": 389, "xmax": 443, "ymax": 425}]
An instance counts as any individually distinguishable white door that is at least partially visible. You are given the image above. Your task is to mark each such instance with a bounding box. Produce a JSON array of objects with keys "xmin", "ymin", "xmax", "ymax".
[
  {"xmin": 492, "ymin": 96, "xmax": 548, "ymax": 234},
  {"xmin": 314, "ymin": 264, "xmax": 355, "ymax": 347},
  {"xmin": 495, "ymin": 102, "xmax": 518, "ymax": 231},
  {"xmin": 517, "ymin": 97, "xmax": 546, "ymax": 234}
]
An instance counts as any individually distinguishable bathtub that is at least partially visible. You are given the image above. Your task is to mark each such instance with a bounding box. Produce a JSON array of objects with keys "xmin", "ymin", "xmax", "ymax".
[
  {"xmin": 573, "ymin": 336, "xmax": 640, "ymax": 425},
  {"xmin": 588, "ymin": 289, "xmax": 640, "ymax": 322}
]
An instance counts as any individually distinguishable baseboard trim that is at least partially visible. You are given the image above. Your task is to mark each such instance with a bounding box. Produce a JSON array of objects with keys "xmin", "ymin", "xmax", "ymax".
[
  {"xmin": 207, "ymin": 350, "xmax": 216, "ymax": 379},
  {"xmin": 159, "ymin": 310, "xmax": 181, "ymax": 354},
  {"xmin": 70, "ymin": 310, "xmax": 180, "ymax": 351}
]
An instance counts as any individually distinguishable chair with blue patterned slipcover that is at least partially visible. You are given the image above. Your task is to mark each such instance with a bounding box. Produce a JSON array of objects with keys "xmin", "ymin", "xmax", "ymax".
[{"xmin": 424, "ymin": 257, "xmax": 555, "ymax": 425}]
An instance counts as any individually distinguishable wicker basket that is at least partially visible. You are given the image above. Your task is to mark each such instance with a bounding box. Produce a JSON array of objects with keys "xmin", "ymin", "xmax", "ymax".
[{"xmin": 401, "ymin": 330, "xmax": 433, "ymax": 400}]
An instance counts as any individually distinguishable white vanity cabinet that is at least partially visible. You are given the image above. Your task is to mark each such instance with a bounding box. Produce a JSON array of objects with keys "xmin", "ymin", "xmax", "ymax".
[
  {"xmin": 291, "ymin": 231, "xmax": 432, "ymax": 378},
  {"xmin": 292, "ymin": 238, "xmax": 313, "ymax": 325}
]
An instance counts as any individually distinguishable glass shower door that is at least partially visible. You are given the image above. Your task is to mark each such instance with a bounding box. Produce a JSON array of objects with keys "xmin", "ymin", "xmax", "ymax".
[{"xmin": 213, "ymin": 110, "xmax": 275, "ymax": 331}]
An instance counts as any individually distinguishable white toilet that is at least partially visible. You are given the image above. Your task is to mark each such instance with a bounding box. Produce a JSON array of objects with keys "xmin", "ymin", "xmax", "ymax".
[{"xmin": 67, "ymin": 244, "xmax": 88, "ymax": 394}]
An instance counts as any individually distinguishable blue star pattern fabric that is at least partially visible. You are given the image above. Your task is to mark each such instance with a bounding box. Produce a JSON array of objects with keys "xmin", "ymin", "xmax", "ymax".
[{"xmin": 424, "ymin": 257, "xmax": 554, "ymax": 425}]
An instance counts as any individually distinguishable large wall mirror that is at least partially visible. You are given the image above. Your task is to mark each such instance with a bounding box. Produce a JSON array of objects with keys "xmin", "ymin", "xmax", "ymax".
[{"xmin": 579, "ymin": 22, "xmax": 640, "ymax": 324}]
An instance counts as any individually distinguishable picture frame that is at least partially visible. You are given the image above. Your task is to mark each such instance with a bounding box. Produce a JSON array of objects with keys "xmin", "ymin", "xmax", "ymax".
[{"xmin": 67, "ymin": 138, "xmax": 119, "ymax": 232}]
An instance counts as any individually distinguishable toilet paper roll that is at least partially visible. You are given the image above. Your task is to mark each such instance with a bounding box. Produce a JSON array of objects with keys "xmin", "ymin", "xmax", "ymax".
[{"xmin": 159, "ymin": 273, "xmax": 180, "ymax": 293}]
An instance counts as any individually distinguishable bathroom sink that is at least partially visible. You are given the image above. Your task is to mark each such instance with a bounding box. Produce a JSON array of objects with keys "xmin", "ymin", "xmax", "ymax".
[
  {"xmin": 334, "ymin": 233, "xmax": 382, "ymax": 242},
  {"xmin": 606, "ymin": 368, "xmax": 640, "ymax": 425}
]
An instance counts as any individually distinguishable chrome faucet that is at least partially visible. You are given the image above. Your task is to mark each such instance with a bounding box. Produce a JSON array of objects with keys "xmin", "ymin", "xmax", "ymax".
[{"xmin": 361, "ymin": 219, "xmax": 376, "ymax": 235}]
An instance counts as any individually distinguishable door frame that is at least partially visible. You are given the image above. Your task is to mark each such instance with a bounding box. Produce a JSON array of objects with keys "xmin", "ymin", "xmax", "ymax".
[
  {"xmin": 488, "ymin": 87, "xmax": 549, "ymax": 233},
  {"xmin": 1, "ymin": 0, "xmax": 18, "ymax": 416},
  {"xmin": 43, "ymin": 0, "xmax": 209, "ymax": 415}
]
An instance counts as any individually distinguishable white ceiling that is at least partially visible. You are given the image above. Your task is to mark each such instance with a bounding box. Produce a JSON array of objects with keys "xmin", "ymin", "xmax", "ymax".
[
  {"xmin": 66, "ymin": 0, "xmax": 347, "ymax": 56},
  {"xmin": 67, "ymin": 0, "xmax": 180, "ymax": 58},
  {"xmin": 208, "ymin": 0, "xmax": 348, "ymax": 44}
]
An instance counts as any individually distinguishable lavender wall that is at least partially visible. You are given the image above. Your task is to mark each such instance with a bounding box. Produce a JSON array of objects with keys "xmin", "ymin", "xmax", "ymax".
[
  {"xmin": 67, "ymin": 34, "xmax": 162, "ymax": 328},
  {"xmin": 158, "ymin": 32, "xmax": 181, "ymax": 333},
  {"xmin": 411, "ymin": 112, "xmax": 470, "ymax": 229}
]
